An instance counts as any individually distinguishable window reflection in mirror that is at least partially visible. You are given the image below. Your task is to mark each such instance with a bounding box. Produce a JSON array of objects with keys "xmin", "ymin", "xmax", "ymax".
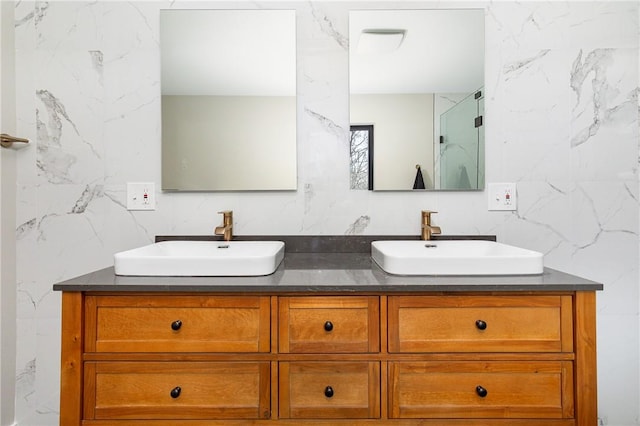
[
  {"xmin": 349, "ymin": 9, "xmax": 485, "ymax": 191},
  {"xmin": 160, "ymin": 10, "xmax": 297, "ymax": 191},
  {"xmin": 350, "ymin": 125, "xmax": 374, "ymax": 190}
]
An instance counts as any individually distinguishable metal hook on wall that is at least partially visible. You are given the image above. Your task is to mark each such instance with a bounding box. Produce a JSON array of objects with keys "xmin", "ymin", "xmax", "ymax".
[{"xmin": 0, "ymin": 133, "xmax": 29, "ymax": 148}]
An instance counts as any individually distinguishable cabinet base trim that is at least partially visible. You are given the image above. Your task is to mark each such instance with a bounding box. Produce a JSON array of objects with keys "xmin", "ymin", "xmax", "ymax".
[{"xmin": 82, "ymin": 420, "xmax": 576, "ymax": 426}]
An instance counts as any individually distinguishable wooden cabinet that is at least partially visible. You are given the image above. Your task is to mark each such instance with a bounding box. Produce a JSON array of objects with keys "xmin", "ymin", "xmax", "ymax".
[
  {"xmin": 85, "ymin": 295, "xmax": 271, "ymax": 353},
  {"xmin": 279, "ymin": 361, "xmax": 380, "ymax": 419},
  {"xmin": 278, "ymin": 296, "xmax": 381, "ymax": 419},
  {"xmin": 388, "ymin": 295, "xmax": 573, "ymax": 353},
  {"xmin": 77, "ymin": 295, "xmax": 272, "ymax": 422},
  {"xmin": 59, "ymin": 291, "xmax": 597, "ymax": 425},
  {"xmin": 387, "ymin": 295, "xmax": 579, "ymax": 422},
  {"xmin": 279, "ymin": 296, "xmax": 380, "ymax": 353},
  {"xmin": 388, "ymin": 361, "xmax": 574, "ymax": 419},
  {"xmin": 84, "ymin": 361, "xmax": 271, "ymax": 420}
]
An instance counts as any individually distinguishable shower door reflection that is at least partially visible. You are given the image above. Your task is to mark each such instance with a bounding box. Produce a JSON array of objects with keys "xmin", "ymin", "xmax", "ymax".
[{"xmin": 438, "ymin": 89, "xmax": 484, "ymax": 190}]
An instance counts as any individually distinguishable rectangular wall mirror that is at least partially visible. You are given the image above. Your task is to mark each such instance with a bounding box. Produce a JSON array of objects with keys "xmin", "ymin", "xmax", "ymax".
[
  {"xmin": 160, "ymin": 10, "xmax": 297, "ymax": 191},
  {"xmin": 349, "ymin": 9, "xmax": 485, "ymax": 191}
]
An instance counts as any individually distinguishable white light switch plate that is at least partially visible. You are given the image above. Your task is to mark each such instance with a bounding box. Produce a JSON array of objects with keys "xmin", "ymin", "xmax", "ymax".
[
  {"xmin": 127, "ymin": 182, "xmax": 156, "ymax": 210},
  {"xmin": 488, "ymin": 182, "xmax": 517, "ymax": 211}
]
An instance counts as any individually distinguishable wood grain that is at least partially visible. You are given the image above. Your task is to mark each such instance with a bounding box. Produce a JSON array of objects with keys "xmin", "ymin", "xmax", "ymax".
[{"xmin": 58, "ymin": 291, "xmax": 597, "ymax": 425}]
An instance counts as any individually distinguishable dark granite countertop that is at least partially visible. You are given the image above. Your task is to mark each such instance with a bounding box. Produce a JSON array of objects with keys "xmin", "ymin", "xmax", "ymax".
[{"xmin": 53, "ymin": 250, "xmax": 603, "ymax": 293}]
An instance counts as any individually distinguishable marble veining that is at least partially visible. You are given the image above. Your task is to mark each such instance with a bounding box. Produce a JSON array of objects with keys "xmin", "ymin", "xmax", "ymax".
[
  {"xmin": 16, "ymin": 218, "xmax": 36, "ymax": 241},
  {"xmin": 305, "ymin": 107, "xmax": 347, "ymax": 140},
  {"xmin": 309, "ymin": 3, "xmax": 348, "ymax": 50},
  {"xmin": 15, "ymin": 2, "xmax": 48, "ymax": 29},
  {"xmin": 345, "ymin": 215, "xmax": 370, "ymax": 235},
  {"xmin": 571, "ymin": 48, "xmax": 612, "ymax": 147},
  {"xmin": 70, "ymin": 184, "xmax": 103, "ymax": 214},
  {"xmin": 88, "ymin": 50, "xmax": 103, "ymax": 83},
  {"xmin": 503, "ymin": 49, "xmax": 551, "ymax": 80},
  {"xmin": 36, "ymin": 90, "xmax": 80, "ymax": 147},
  {"xmin": 15, "ymin": 359, "xmax": 35, "ymax": 405},
  {"xmin": 35, "ymin": 145, "xmax": 76, "ymax": 184}
]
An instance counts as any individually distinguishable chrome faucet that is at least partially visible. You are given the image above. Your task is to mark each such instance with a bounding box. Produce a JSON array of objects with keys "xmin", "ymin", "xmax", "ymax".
[
  {"xmin": 215, "ymin": 210, "xmax": 233, "ymax": 241},
  {"xmin": 421, "ymin": 210, "xmax": 441, "ymax": 240}
]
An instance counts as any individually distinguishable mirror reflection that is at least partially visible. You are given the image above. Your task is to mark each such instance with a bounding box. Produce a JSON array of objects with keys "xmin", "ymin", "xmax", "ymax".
[
  {"xmin": 160, "ymin": 10, "xmax": 297, "ymax": 191},
  {"xmin": 349, "ymin": 9, "xmax": 485, "ymax": 191}
]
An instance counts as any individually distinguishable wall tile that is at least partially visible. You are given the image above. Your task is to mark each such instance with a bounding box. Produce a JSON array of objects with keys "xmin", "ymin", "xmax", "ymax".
[{"xmin": 13, "ymin": 2, "xmax": 639, "ymax": 425}]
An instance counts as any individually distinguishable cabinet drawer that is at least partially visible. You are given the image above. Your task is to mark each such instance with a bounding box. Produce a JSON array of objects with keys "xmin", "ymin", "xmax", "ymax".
[
  {"xmin": 279, "ymin": 362, "xmax": 380, "ymax": 419},
  {"xmin": 389, "ymin": 361, "xmax": 574, "ymax": 419},
  {"xmin": 84, "ymin": 361, "xmax": 271, "ymax": 420},
  {"xmin": 85, "ymin": 295, "xmax": 271, "ymax": 352},
  {"xmin": 388, "ymin": 295, "xmax": 573, "ymax": 353},
  {"xmin": 279, "ymin": 296, "xmax": 379, "ymax": 353}
]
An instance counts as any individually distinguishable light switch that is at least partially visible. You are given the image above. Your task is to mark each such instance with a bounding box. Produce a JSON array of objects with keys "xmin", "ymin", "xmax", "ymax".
[
  {"xmin": 488, "ymin": 182, "xmax": 517, "ymax": 211},
  {"xmin": 127, "ymin": 182, "xmax": 156, "ymax": 210}
]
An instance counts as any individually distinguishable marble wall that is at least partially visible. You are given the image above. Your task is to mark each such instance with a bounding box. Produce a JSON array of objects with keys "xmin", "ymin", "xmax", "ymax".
[{"xmin": 11, "ymin": 1, "xmax": 640, "ymax": 425}]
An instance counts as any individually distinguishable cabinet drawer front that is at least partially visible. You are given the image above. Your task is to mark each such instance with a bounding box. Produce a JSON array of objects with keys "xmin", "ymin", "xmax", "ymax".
[
  {"xmin": 279, "ymin": 362, "xmax": 380, "ymax": 419},
  {"xmin": 389, "ymin": 361, "xmax": 574, "ymax": 419},
  {"xmin": 279, "ymin": 296, "xmax": 379, "ymax": 353},
  {"xmin": 388, "ymin": 296, "xmax": 573, "ymax": 353},
  {"xmin": 85, "ymin": 295, "xmax": 271, "ymax": 353},
  {"xmin": 84, "ymin": 361, "xmax": 271, "ymax": 420}
]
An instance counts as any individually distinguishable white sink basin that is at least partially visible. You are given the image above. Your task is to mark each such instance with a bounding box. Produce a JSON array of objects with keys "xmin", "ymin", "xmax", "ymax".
[
  {"xmin": 371, "ymin": 240, "xmax": 543, "ymax": 276},
  {"xmin": 114, "ymin": 240, "xmax": 285, "ymax": 276}
]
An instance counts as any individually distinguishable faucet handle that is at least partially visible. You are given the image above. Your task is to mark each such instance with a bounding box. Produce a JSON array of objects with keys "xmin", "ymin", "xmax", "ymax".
[
  {"xmin": 215, "ymin": 210, "xmax": 233, "ymax": 241},
  {"xmin": 218, "ymin": 210, "xmax": 233, "ymax": 221},
  {"xmin": 421, "ymin": 210, "xmax": 438, "ymax": 232},
  {"xmin": 420, "ymin": 210, "xmax": 440, "ymax": 240},
  {"xmin": 422, "ymin": 210, "xmax": 437, "ymax": 221}
]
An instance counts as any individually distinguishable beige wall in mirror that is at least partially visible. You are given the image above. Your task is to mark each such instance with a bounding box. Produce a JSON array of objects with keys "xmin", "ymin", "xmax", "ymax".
[
  {"xmin": 160, "ymin": 9, "xmax": 297, "ymax": 191},
  {"xmin": 349, "ymin": 9, "xmax": 484, "ymax": 191},
  {"xmin": 351, "ymin": 94, "xmax": 434, "ymax": 190}
]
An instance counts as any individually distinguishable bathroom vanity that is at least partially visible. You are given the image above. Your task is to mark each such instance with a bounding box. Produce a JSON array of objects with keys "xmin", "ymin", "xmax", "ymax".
[{"xmin": 54, "ymin": 237, "xmax": 602, "ymax": 425}]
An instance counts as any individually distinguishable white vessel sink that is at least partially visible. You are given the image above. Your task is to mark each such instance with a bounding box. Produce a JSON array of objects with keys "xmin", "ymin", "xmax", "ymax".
[
  {"xmin": 371, "ymin": 240, "xmax": 543, "ymax": 276},
  {"xmin": 114, "ymin": 240, "xmax": 285, "ymax": 276}
]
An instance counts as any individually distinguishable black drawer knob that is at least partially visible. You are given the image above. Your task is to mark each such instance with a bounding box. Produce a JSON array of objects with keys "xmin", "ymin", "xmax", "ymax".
[
  {"xmin": 170, "ymin": 386, "xmax": 182, "ymax": 398},
  {"xmin": 324, "ymin": 386, "xmax": 334, "ymax": 398},
  {"xmin": 324, "ymin": 321, "xmax": 334, "ymax": 332},
  {"xmin": 475, "ymin": 319, "xmax": 487, "ymax": 330},
  {"xmin": 171, "ymin": 320, "xmax": 182, "ymax": 331},
  {"xmin": 476, "ymin": 385, "xmax": 488, "ymax": 398}
]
